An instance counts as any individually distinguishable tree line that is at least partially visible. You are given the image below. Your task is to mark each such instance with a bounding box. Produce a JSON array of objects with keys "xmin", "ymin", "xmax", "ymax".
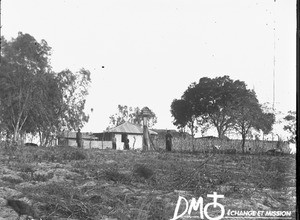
[
  {"xmin": 170, "ymin": 76, "xmax": 276, "ymax": 152},
  {"xmin": 1, "ymin": 33, "xmax": 295, "ymax": 151},
  {"xmin": 0, "ymin": 32, "xmax": 91, "ymax": 146},
  {"xmin": 107, "ymin": 77, "xmax": 296, "ymax": 153}
]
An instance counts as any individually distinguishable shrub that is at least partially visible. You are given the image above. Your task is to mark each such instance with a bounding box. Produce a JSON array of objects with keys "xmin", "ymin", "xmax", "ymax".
[
  {"xmin": 1, "ymin": 175, "xmax": 23, "ymax": 184},
  {"xmin": 56, "ymin": 147, "xmax": 87, "ymax": 161},
  {"xmin": 33, "ymin": 172, "xmax": 54, "ymax": 182},
  {"xmin": 41, "ymin": 151, "xmax": 56, "ymax": 162},
  {"xmin": 103, "ymin": 167, "xmax": 131, "ymax": 183},
  {"xmin": 133, "ymin": 164, "xmax": 154, "ymax": 180},
  {"xmin": 69, "ymin": 150, "xmax": 87, "ymax": 160}
]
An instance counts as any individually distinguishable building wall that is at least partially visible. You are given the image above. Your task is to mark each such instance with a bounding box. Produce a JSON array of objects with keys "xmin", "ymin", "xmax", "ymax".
[
  {"xmin": 153, "ymin": 137, "xmax": 291, "ymax": 153},
  {"xmin": 65, "ymin": 139, "xmax": 112, "ymax": 149},
  {"xmin": 115, "ymin": 134, "xmax": 123, "ymax": 150},
  {"xmin": 59, "ymin": 134, "xmax": 144, "ymax": 150},
  {"xmin": 130, "ymin": 134, "xmax": 143, "ymax": 150},
  {"xmin": 83, "ymin": 140, "xmax": 112, "ymax": 149},
  {"xmin": 115, "ymin": 134, "xmax": 143, "ymax": 150}
]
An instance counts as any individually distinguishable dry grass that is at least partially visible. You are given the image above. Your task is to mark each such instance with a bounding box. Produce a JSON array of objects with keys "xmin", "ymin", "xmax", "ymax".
[{"xmin": 0, "ymin": 144, "xmax": 296, "ymax": 219}]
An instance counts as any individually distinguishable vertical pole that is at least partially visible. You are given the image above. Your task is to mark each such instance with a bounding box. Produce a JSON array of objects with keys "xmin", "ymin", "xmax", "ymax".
[
  {"xmin": 272, "ymin": 3, "xmax": 276, "ymax": 111},
  {"xmin": 142, "ymin": 117, "xmax": 150, "ymax": 151},
  {"xmin": 296, "ymin": 2, "xmax": 300, "ymax": 219},
  {"xmin": 271, "ymin": 0, "xmax": 277, "ymax": 142},
  {"xmin": 102, "ymin": 131, "xmax": 104, "ymax": 149},
  {"xmin": 0, "ymin": 0, "xmax": 2, "ymax": 64},
  {"xmin": 90, "ymin": 136, "xmax": 91, "ymax": 149},
  {"xmin": 272, "ymin": 0, "xmax": 276, "ymax": 111}
]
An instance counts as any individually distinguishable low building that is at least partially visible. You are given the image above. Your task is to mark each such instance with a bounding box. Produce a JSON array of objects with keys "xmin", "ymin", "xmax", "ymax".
[
  {"xmin": 57, "ymin": 131, "xmax": 100, "ymax": 149},
  {"xmin": 94, "ymin": 122, "xmax": 158, "ymax": 150}
]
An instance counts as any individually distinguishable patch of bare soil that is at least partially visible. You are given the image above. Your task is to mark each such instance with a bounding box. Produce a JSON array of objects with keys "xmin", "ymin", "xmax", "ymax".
[{"xmin": 0, "ymin": 145, "xmax": 296, "ymax": 220}]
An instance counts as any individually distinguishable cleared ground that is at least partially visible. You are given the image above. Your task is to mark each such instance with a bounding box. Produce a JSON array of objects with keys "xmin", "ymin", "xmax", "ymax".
[{"xmin": 0, "ymin": 145, "xmax": 296, "ymax": 220}]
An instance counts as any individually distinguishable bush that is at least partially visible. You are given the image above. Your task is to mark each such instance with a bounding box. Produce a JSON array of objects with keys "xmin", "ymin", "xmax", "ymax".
[
  {"xmin": 31, "ymin": 146, "xmax": 87, "ymax": 162},
  {"xmin": 133, "ymin": 164, "xmax": 154, "ymax": 180},
  {"xmin": 41, "ymin": 151, "xmax": 57, "ymax": 162},
  {"xmin": 103, "ymin": 167, "xmax": 131, "ymax": 183},
  {"xmin": 33, "ymin": 172, "xmax": 54, "ymax": 182},
  {"xmin": 1, "ymin": 175, "xmax": 23, "ymax": 184},
  {"xmin": 69, "ymin": 150, "xmax": 87, "ymax": 160}
]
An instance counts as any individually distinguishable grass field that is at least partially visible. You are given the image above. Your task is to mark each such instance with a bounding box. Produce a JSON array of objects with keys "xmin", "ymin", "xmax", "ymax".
[{"xmin": 0, "ymin": 145, "xmax": 296, "ymax": 220}]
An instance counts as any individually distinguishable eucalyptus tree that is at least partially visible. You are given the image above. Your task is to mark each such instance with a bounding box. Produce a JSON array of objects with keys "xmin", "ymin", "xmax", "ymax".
[
  {"xmin": 0, "ymin": 32, "xmax": 52, "ymax": 142},
  {"xmin": 0, "ymin": 33, "xmax": 91, "ymax": 145},
  {"xmin": 108, "ymin": 105, "xmax": 157, "ymax": 129}
]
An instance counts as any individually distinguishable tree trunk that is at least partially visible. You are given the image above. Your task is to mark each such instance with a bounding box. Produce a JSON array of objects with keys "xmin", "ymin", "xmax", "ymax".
[
  {"xmin": 142, "ymin": 117, "xmax": 150, "ymax": 151},
  {"xmin": 143, "ymin": 125, "xmax": 151, "ymax": 150},
  {"xmin": 191, "ymin": 123, "xmax": 195, "ymax": 152},
  {"xmin": 241, "ymin": 134, "xmax": 246, "ymax": 153},
  {"xmin": 217, "ymin": 127, "xmax": 225, "ymax": 139},
  {"xmin": 39, "ymin": 130, "xmax": 51, "ymax": 147},
  {"xmin": 39, "ymin": 130, "xmax": 43, "ymax": 146},
  {"xmin": 217, "ymin": 127, "xmax": 221, "ymax": 138},
  {"xmin": 13, "ymin": 127, "xmax": 20, "ymax": 144},
  {"xmin": 12, "ymin": 110, "xmax": 28, "ymax": 145}
]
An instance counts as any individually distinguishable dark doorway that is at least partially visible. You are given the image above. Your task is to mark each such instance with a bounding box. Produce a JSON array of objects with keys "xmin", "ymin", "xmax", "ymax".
[
  {"xmin": 121, "ymin": 133, "xmax": 130, "ymax": 150},
  {"xmin": 121, "ymin": 133, "xmax": 127, "ymax": 142}
]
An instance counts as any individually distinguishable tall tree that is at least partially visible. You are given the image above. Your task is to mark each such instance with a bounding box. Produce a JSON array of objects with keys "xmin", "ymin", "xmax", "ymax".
[
  {"xmin": 257, "ymin": 112, "xmax": 276, "ymax": 135},
  {"xmin": 23, "ymin": 73, "xmax": 64, "ymax": 146},
  {"xmin": 171, "ymin": 75, "xmax": 274, "ymax": 152},
  {"xmin": 232, "ymin": 89, "xmax": 275, "ymax": 152},
  {"xmin": 200, "ymin": 76, "xmax": 249, "ymax": 138},
  {"xmin": 108, "ymin": 105, "xmax": 157, "ymax": 129},
  {"xmin": 0, "ymin": 32, "xmax": 51, "ymax": 142},
  {"xmin": 0, "ymin": 33, "xmax": 91, "ymax": 144},
  {"xmin": 56, "ymin": 68, "xmax": 91, "ymax": 131},
  {"xmin": 170, "ymin": 98, "xmax": 199, "ymax": 151},
  {"xmin": 182, "ymin": 76, "xmax": 248, "ymax": 138}
]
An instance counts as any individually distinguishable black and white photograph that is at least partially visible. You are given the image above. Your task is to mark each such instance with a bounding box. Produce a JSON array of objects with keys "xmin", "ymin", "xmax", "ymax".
[{"xmin": 0, "ymin": 0, "xmax": 297, "ymax": 219}]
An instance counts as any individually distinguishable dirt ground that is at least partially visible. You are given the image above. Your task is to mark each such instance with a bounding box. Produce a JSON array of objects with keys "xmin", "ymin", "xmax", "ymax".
[{"xmin": 0, "ymin": 145, "xmax": 296, "ymax": 220}]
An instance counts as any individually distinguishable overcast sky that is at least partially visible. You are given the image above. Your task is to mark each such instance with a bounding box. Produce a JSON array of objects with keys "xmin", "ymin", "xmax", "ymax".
[{"xmin": 2, "ymin": 0, "xmax": 296, "ymax": 135}]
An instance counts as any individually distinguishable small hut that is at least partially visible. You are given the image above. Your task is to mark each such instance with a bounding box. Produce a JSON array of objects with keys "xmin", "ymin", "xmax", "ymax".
[{"xmin": 94, "ymin": 122, "xmax": 157, "ymax": 150}]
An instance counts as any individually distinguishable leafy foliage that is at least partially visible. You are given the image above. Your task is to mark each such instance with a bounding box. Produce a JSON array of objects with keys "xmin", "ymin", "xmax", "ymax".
[
  {"xmin": 108, "ymin": 105, "xmax": 157, "ymax": 129},
  {"xmin": 232, "ymin": 90, "xmax": 275, "ymax": 152},
  {"xmin": 0, "ymin": 33, "xmax": 91, "ymax": 144},
  {"xmin": 171, "ymin": 99, "xmax": 195, "ymax": 130},
  {"xmin": 0, "ymin": 33, "xmax": 52, "ymax": 142},
  {"xmin": 171, "ymin": 98, "xmax": 200, "ymax": 151},
  {"xmin": 283, "ymin": 111, "xmax": 296, "ymax": 143},
  {"xmin": 195, "ymin": 76, "xmax": 251, "ymax": 138},
  {"xmin": 56, "ymin": 68, "xmax": 91, "ymax": 131},
  {"xmin": 171, "ymin": 75, "xmax": 275, "ymax": 152}
]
